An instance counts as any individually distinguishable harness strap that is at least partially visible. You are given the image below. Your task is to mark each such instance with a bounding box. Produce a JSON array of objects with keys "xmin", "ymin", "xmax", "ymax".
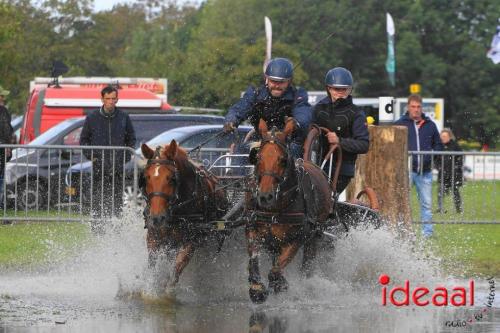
[{"xmin": 251, "ymin": 210, "xmax": 306, "ymax": 225}]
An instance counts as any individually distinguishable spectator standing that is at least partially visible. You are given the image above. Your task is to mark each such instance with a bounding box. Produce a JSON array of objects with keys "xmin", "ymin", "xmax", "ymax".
[
  {"xmin": 311, "ymin": 67, "xmax": 369, "ymax": 194},
  {"xmin": 436, "ymin": 128, "xmax": 463, "ymax": 214},
  {"xmin": 80, "ymin": 86, "xmax": 136, "ymax": 227},
  {"xmin": 0, "ymin": 86, "xmax": 13, "ymax": 210},
  {"xmin": 395, "ymin": 94, "xmax": 443, "ymax": 238}
]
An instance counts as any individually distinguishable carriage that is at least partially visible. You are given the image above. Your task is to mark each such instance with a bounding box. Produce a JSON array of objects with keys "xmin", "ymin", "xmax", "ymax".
[{"xmin": 141, "ymin": 121, "xmax": 381, "ymax": 302}]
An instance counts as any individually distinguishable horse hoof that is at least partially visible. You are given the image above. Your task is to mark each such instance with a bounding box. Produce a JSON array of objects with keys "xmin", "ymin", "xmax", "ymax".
[
  {"xmin": 268, "ymin": 271, "xmax": 288, "ymax": 293},
  {"xmin": 249, "ymin": 282, "xmax": 268, "ymax": 304}
]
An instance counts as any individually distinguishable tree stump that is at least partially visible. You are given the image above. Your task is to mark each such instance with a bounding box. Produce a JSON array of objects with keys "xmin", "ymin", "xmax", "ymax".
[{"xmin": 346, "ymin": 125, "xmax": 411, "ymax": 226}]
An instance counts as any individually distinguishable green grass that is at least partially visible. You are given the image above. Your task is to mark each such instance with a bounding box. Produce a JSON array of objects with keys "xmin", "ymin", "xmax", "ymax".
[
  {"xmin": 418, "ymin": 224, "xmax": 500, "ymax": 277},
  {"xmin": 1, "ymin": 209, "xmax": 86, "ymax": 221},
  {"xmin": 0, "ymin": 222, "xmax": 90, "ymax": 270},
  {"xmin": 410, "ymin": 180, "xmax": 499, "ymax": 222},
  {"xmin": 409, "ymin": 180, "xmax": 500, "ymax": 277}
]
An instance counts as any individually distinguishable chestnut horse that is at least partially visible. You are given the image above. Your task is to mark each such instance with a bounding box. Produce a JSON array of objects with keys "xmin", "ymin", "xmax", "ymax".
[
  {"xmin": 244, "ymin": 119, "xmax": 333, "ymax": 303},
  {"xmin": 141, "ymin": 141, "xmax": 229, "ymax": 290}
]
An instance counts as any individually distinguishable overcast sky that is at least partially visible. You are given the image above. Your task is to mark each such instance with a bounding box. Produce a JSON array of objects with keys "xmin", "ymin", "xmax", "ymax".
[{"xmin": 93, "ymin": 0, "xmax": 202, "ymax": 12}]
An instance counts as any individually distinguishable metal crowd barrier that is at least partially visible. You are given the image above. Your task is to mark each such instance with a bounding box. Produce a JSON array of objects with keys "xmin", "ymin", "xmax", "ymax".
[
  {"xmin": 408, "ymin": 151, "xmax": 499, "ymax": 224},
  {"xmin": 0, "ymin": 144, "xmax": 231, "ymax": 223}
]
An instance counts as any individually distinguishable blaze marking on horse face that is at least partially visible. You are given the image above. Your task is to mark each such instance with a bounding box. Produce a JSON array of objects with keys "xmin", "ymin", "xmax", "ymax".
[{"xmin": 154, "ymin": 165, "xmax": 160, "ymax": 177}]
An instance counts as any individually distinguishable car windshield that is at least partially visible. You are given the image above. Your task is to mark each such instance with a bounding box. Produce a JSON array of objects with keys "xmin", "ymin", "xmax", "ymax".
[
  {"xmin": 131, "ymin": 118, "xmax": 223, "ymax": 148},
  {"xmin": 30, "ymin": 119, "xmax": 81, "ymax": 146},
  {"xmin": 145, "ymin": 129, "xmax": 188, "ymax": 147},
  {"xmin": 13, "ymin": 119, "xmax": 81, "ymax": 159}
]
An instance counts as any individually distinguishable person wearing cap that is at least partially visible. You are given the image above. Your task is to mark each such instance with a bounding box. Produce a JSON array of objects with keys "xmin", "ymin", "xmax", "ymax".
[
  {"xmin": 311, "ymin": 67, "xmax": 369, "ymax": 194},
  {"xmin": 0, "ymin": 86, "xmax": 13, "ymax": 213},
  {"xmin": 223, "ymin": 57, "xmax": 311, "ymax": 158}
]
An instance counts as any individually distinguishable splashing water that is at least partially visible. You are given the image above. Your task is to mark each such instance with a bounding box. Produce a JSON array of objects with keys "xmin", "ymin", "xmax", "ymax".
[{"xmin": 1, "ymin": 210, "xmax": 498, "ymax": 332}]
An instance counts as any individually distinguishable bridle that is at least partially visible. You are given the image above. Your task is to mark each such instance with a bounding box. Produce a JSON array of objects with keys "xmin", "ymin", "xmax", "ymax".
[
  {"xmin": 253, "ymin": 134, "xmax": 295, "ymax": 199},
  {"xmin": 144, "ymin": 146, "xmax": 179, "ymax": 213},
  {"xmin": 143, "ymin": 146, "xmax": 220, "ymax": 225}
]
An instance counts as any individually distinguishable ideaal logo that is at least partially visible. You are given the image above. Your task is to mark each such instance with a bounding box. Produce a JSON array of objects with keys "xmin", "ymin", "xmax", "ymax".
[
  {"xmin": 379, "ymin": 274, "xmax": 474, "ymax": 306},
  {"xmin": 378, "ymin": 274, "xmax": 495, "ymax": 327}
]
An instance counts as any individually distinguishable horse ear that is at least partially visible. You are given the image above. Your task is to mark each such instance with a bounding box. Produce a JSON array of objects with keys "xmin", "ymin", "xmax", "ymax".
[
  {"xmin": 258, "ymin": 119, "xmax": 269, "ymax": 139},
  {"xmin": 278, "ymin": 118, "xmax": 297, "ymax": 142},
  {"xmin": 141, "ymin": 143, "xmax": 155, "ymax": 159},
  {"xmin": 165, "ymin": 140, "xmax": 178, "ymax": 159}
]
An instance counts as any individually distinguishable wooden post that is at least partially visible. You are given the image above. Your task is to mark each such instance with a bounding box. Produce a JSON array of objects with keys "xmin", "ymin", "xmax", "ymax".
[{"xmin": 346, "ymin": 125, "xmax": 411, "ymax": 226}]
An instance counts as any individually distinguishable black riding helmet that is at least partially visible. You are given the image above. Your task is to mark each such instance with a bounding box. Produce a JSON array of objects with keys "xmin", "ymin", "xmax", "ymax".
[
  {"xmin": 325, "ymin": 67, "xmax": 353, "ymax": 98},
  {"xmin": 325, "ymin": 67, "xmax": 353, "ymax": 87},
  {"xmin": 265, "ymin": 58, "xmax": 294, "ymax": 82}
]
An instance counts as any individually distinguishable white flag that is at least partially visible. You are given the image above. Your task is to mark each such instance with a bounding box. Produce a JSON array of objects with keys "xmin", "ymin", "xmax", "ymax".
[
  {"xmin": 386, "ymin": 13, "xmax": 396, "ymax": 86},
  {"xmin": 487, "ymin": 25, "xmax": 500, "ymax": 64},
  {"xmin": 263, "ymin": 17, "xmax": 272, "ymax": 73}
]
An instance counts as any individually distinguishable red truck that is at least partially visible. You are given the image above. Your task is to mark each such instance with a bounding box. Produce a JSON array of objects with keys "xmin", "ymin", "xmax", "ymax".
[{"xmin": 20, "ymin": 77, "xmax": 173, "ymax": 144}]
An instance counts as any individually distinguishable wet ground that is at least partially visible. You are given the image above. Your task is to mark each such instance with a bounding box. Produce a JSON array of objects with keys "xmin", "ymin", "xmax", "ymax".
[{"xmin": 0, "ymin": 214, "xmax": 498, "ymax": 332}]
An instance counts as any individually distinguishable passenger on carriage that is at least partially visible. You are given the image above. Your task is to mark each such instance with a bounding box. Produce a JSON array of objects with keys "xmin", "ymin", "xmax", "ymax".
[
  {"xmin": 223, "ymin": 57, "xmax": 311, "ymax": 159},
  {"xmin": 311, "ymin": 67, "xmax": 369, "ymax": 193}
]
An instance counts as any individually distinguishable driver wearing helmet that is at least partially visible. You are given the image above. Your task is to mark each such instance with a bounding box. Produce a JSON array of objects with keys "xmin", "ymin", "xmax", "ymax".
[
  {"xmin": 224, "ymin": 57, "xmax": 311, "ymax": 158},
  {"xmin": 312, "ymin": 67, "xmax": 369, "ymax": 193}
]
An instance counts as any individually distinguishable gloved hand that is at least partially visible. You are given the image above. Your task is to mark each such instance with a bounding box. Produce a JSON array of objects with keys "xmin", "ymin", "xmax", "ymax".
[{"xmin": 223, "ymin": 122, "xmax": 236, "ymax": 133}]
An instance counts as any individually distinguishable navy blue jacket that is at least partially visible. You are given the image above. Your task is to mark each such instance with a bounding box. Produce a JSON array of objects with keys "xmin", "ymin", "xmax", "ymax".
[
  {"xmin": 80, "ymin": 107, "xmax": 136, "ymax": 172},
  {"xmin": 312, "ymin": 96, "xmax": 369, "ymax": 177},
  {"xmin": 225, "ymin": 84, "xmax": 311, "ymax": 144},
  {"xmin": 394, "ymin": 113, "xmax": 442, "ymax": 173}
]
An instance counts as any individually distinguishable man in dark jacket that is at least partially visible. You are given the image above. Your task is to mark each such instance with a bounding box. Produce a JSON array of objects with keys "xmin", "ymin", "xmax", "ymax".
[
  {"xmin": 436, "ymin": 128, "xmax": 463, "ymax": 213},
  {"xmin": 311, "ymin": 67, "xmax": 369, "ymax": 194},
  {"xmin": 0, "ymin": 86, "xmax": 13, "ymax": 209},
  {"xmin": 224, "ymin": 57, "xmax": 311, "ymax": 158},
  {"xmin": 80, "ymin": 86, "xmax": 136, "ymax": 222},
  {"xmin": 394, "ymin": 94, "xmax": 442, "ymax": 237}
]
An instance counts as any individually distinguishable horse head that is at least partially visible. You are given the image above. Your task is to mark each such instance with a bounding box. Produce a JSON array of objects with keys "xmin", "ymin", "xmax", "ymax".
[
  {"xmin": 141, "ymin": 140, "xmax": 186, "ymax": 226},
  {"xmin": 253, "ymin": 118, "xmax": 296, "ymax": 208}
]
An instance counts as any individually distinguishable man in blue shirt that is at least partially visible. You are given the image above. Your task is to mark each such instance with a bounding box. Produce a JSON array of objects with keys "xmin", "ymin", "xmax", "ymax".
[
  {"xmin": 224, "ymin": 57, "xmax": 311, "ymax": 158},
  {"xmin": 395, "ymin": 94, "xmax": 442, "ymax": 237}
]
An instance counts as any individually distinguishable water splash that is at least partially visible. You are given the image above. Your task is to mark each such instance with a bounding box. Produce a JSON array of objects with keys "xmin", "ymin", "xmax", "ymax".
[{"xmin": 3, "ymin": 212, "xmax": 488, "ymax": 332}]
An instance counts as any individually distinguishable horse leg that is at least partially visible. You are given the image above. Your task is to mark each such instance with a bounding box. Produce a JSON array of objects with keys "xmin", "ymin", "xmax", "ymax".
[
  {"xmin": 301, "ymin": 235, "xmax": 318, "ymax": 279},
  {"xmin": 246, "ymin": 228, "xmax": 268, "ymax": 303},
  {"xmin": 146, "ymin": 229, "xmax": 161, "ymax": 269},
  {"xmin": 268, "ymin": 242, "xmax": 301, "ymax": 293},
  {"xmin": 168, "ymin": 243, "xmax": 195, "ymax": 288}
]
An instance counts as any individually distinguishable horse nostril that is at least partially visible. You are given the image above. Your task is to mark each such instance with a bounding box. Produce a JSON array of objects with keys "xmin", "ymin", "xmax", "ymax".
[
  {"xmin": 258, "ymin": 192, "xmax": 274, "ymax": 206},
  {"xmin": 152, "ymin": 216, "xmax": 162, "ymax": 225}
]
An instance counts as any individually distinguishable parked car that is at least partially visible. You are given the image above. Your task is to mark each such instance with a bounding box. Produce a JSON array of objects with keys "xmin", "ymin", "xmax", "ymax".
[
  {"xmin": 65, "ymin": 125, "xmax": 253, "ymax": 208},
  {"xmin": 5, "ymin": 114, "xmax": 225, "ymax": 210},
  {"xmin": 10, "ymin": 115, "xmax": 24, "ymax": 143}
]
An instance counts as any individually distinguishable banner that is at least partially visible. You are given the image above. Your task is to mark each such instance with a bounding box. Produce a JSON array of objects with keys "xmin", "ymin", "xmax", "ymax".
[
  {"xmin": 385, "ymin": 13, "xmax": 396, "ymax": 86},
  {"xmin": 487, "ymin": 25, "xmax": 500, "ymax": 64},
  {"xmin": 263, "ymin": 16, "xmax": 272, "ymax": 73}
]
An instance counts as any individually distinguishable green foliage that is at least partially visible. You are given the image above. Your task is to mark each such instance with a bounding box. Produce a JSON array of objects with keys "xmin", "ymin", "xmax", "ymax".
[
  {"xmin": 410, "ymin": 181, "xmax": 499, "ymax": 222},
  {"xmin": 0, "ymin": 0, "xmax": 498, "ymax": 145}
]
